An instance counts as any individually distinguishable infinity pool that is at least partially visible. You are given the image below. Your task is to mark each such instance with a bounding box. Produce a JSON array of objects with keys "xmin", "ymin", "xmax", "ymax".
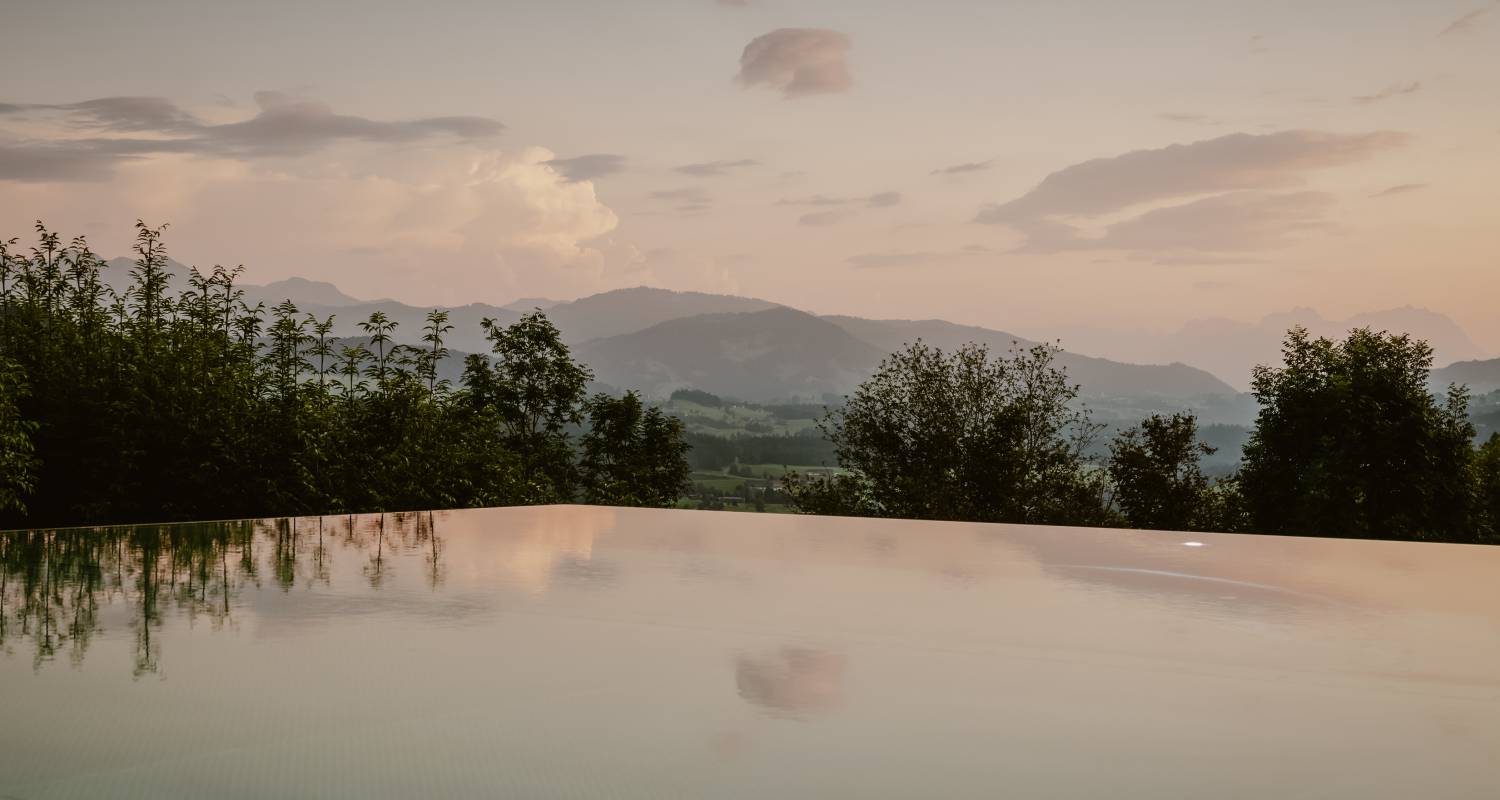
[{"xmin": 2, "ymin": 506, "xmax": 1497, "ymax": 798}]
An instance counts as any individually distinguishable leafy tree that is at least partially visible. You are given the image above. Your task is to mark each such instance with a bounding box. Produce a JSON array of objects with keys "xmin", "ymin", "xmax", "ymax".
[
  {"xmin": 795, "ymin": 340, "xmax": 1107, "ymax": 525},
  {"xmin": 0, "ymin": 223, "xmax": 692, "ymax": 528},
  {"xmin": 466, "ymin": 311, "xmax": 592, "ymax": 502},
  {"xmin": 579, "ymin": 392, "xmax": 691, "ymax": 506},
  {"xmin": 0, "ymin": 357, "xmax": 38, "ymax": 514},
  {"xmin": 1475, "ymin": 434, "xmax": 1500, "ymax": 543},
  {"xmin": 1240, "ymin": 327, "xmax": 1477, "ymax": 541},
  {"xmin": 783, "ymin": 471, "xmax": 880, "ymax": 517},
  {"xmin": 1107, "ymin": 413, "xmax": 1219, "ymax": 531}
]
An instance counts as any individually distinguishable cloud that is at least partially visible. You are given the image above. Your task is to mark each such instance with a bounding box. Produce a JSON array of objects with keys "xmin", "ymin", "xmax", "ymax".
[
  {"xmin": 1370, "ymin": 182, "xmax": 1427, "ymax": 197},
  {"xmin": 930, "ymin": 159, "xmax": 993, "ymax": 175},
  {"xmin": 543, "ymin": 153, "xmax": 627, "ymax": 182},
  {"xmin": 674, "ymin": 158, "xmax": 759, "ymax": 177},
  {"xmin": 1353, "ymin": 81, "xmax": 1421, "ymax": 105},
  {"xmin": 1159, "ymin": 112, "xmax": 1221, "ymax": 125},
  {"xmin": 735, "ymin": 648, "xmax": 845, "ymax": 717},
  {"xmin": 778, "ymin": 190, "xmax": 900, "ymax": 207},
  {"xmin": 1440, "ymin": 4, "xmax": 1496, "ymax": 35},
  {"xmin": 1, "ymin": 144, "xmax": 621, "ymax": 303},
  {"xmin": 1085, "ymin": 191, "xmax": 1337, "ymax": 253},
  {"xmin": 847, "ymin": 245, "xmax": 990, "ymax": 269},
  {"xmin": 798, "ymin": 210, "xmax": 845, "ymax": 226},
  {"xmin": 736, "ymin": 29, "xmax": 853, "ymax": 98},
  {"xmin": 717, "ymin": 0, "xmax": 751, "ymax": 7},
  {"xmin": 649, "ymin": 186, "xmax": 713, "ymax": 213},
  {"xmin": 0, "ymin": 93, "xmax": 504, "ymax": 181},
  {"xmin": 31, "ymin": 96, "xmax": 203, "ymax": 133},
  {"xmin": 976, "ymin": 129, "xmax": 1405, "ymax": 225}
]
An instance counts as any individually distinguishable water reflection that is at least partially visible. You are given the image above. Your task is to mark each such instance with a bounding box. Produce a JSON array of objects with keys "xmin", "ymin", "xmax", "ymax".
[
  {"xmin": 734, "ymin": 646, "xmax": 846, "ymax": 718},
  {"xmin": 0, "ymin": 513, "xmax": 445, "ymax": 675}
]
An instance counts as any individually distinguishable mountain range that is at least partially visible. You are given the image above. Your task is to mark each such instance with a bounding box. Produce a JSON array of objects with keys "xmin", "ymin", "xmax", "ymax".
[
  {"xmin": 1045, "ymin": 307, "xmax": 1491, "ymax": 392},
  {"xmin": 97, "ymin": 257, "xmax": 1498, "ymax": 422}
]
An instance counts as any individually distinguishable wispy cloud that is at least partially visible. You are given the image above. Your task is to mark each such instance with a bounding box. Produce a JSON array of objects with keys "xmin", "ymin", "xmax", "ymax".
[
  {"xmin": 0, "ymin": 92, "xmax": 504, "ymax": 182},
  {"xmin": 544, "ymin": 153, "xmax": 627, "ymax": 182},
  {"xmin": 930, "ymin": 159, "xmax": 993, "ymax": 175},
  {"xmin": 847, "ymin": 246, "xmax": 990, "ymax": 269},
  {"xmin": 976, "ymin": 130, "xmax": 1405, "ymax": 255},
  {"xmin": 1353, "ymin": 81, "xmax": 1421, "ymax": 105},
  {"xmin": 798, "ymin": 210, "xmax": 846, "ymax": 226},
  {"xmin": 977, "ymin": 130, "xmax": 1405, "ymax": 224},
  {"xmin": 649, "ymin": 186, "xmax": 713, "ymax": 213},
  {"xmin": 737, "ymin": 29, "xmax": 853, "ymax": 98},
  {"xmin": 674, "ymin": 158, "xmax": 759, "ymax": 177},
  {"xmin": 1159, "ymin": 112, "xmax": 1221, "ymax": 125},
  {"xmin": 1440, "ymin": 3, "xmax": 1496, "ymax": 35},
  {"xmin": 778, "ymin": 191, "xmax": 900, "ymax": 207},
  {"xmin": 1370, "ymin": 182, "xmax": 1427, "ymax": 197}
]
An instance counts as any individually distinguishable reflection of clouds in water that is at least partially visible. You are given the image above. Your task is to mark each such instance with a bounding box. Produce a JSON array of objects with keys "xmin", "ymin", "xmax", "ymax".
[
  {"xmin": 735, "ymin": 647, "xmax": 846, "ymax": 718},
  {"xmin": 468, "ymin": 505, "xmax": 618, "ymax": 594}
]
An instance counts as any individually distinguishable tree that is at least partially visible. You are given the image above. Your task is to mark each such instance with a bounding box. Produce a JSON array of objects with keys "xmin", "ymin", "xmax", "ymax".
[
  {"xmin": 1107, "ymin": 413, "xmax": 1220, "ymax": 531},
  {"xmin": 579, "ymin": 392, "xmax": 691, "ymax": 507},
  {"xmin": 799, "ymin": 340, "xmax": 1107, "ymax": 525},
  {"xmin": 783, "ymin": 471, "xmax": 880, "ymax": 517},
  {"xmin": 0, "ymin": 223, "xmax": 693, "ymax": 527},
  {"xmin": 464, "ymin": 311, "xmax": 593, "ymax": 503},
  {"xmin": 1475, "ymin": 434, "xmax": 1500, "ymax": 543},
  {"xmin": 0, "ymin": 357, "xmax": 38, "ymax": 514},
  {"xmin": 1240, "ymin": 327, "xmax": 1477, "ymax": 541}
]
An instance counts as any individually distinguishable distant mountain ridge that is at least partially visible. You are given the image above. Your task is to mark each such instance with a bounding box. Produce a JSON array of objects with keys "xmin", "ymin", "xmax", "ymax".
[
  {"xmin": 94, "ymin": 255, "xmax": 1486, "ymax": 422},
  {"xmin": 1047, "ymin": 306, "xmax": 1489, "ymax": 392},
  {"xmin": 1432, "ymin": 358, "xmax": 1500, "ymax": 395}
]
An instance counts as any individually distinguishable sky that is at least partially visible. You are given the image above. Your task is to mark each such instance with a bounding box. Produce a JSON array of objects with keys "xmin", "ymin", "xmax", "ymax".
[{"xmin": 3, "ymin": 0, "xmax": 1498, "ymax": 351}]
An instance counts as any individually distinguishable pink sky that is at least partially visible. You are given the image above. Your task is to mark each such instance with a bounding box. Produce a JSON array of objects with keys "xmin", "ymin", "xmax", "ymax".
[{"xmin": 3, "ymin": 0, "xmax": 1498, "ymax": 351}]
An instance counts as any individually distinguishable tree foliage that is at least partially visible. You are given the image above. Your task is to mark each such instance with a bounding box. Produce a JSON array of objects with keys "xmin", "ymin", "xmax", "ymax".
[
  {"xmin": 1239, "ymin": 327, "xmax": 1478, "ymax": 541},
  {"xmin": 580, "ymin": 391, "xmax": 691, "ymax": 507},
  {"xmin": 0, "ymin": 223, "xmax": 690, "ymax": 527},
  {"xmin": 787, "ymin": 340, "xmax": 1109, "ymax": 525}
]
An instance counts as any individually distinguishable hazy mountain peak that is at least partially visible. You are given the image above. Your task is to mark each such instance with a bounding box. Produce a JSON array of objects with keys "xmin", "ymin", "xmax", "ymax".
[{"xmin": 248, "ymin": 277, "xmax": 364, "ymax": 307}]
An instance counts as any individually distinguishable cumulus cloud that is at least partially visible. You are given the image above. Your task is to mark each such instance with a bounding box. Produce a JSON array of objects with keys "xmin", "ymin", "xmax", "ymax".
[
  {"xmin": 1, "ymin": 144, "xmax": 621, "ymax": 304},
  {"xmin": 1440, "ymin": 4, "xmax": 1496, "ymax": 35},
  {"xmin": 1371, "ymin": 182, "xmax": 1427, "ymax": 197},
  {"xmin": 930, "ymin": 159, "xmax": 993, "ymax": 175},
  {"xmin": 0, "ymin": 93, "xmax": 504, "ymax": 181},
  {"xmin": 1353, "ymin": 81, "xmax": 1420, "ymax": 105},
  {"xmin": 736, "ymin": 29, "xmax": 853, "ymax": 98},
  {"xmin": 674, "ymin": 158, "xmax": 759, "ymax": 177},
  {"xmin": 543, "ymin": 153, "xmax": 627, "ymax": 182},
  {"xmin": 976, "ymin": 130, "xmax": 1404, "ymax": 256}
]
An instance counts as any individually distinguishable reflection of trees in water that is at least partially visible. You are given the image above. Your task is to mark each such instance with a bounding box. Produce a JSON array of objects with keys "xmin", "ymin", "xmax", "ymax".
[{"xmin": 0, "ymin": 513, "xmax": 445, "ymax": 674}]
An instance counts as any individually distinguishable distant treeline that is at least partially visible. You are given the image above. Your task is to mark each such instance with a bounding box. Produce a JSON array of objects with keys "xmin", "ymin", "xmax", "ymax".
[
  {"xmin": 683, "ymin": 431, "xmax": 838, "ymax": 471},
  {"xmin": 0, "ymin": 223, "xmax": 690, "ymax": 527}
]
